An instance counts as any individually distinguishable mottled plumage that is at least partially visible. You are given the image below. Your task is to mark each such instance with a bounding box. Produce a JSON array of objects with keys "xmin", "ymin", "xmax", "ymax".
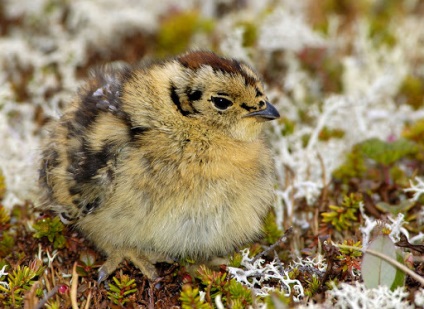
[{"xmin": 39, "ymin": 51, "xmax": 280, "ymax": 281}]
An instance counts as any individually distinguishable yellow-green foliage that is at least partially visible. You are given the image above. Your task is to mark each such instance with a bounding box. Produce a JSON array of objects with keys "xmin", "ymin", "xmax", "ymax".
[
  {"xmin": 0, "ymin": 204, "xmax": 9, "ymax": 226},
  {"xmin": 310, "ymin": 0, "xmax": 371, "ymax": 34},
  {"xmin": 228, "ymin": 279, "xmax": 253, "ymax": 308},
  {"xmin": 333, "ymin": 137, "xmax": 419, "ymax": 183},
  {"xmin": 264, "ymin": 291, "xmax": 291, "ymax": 308},
  {"xmin": 107, "ymin": 273, "xmax": 138, "ymax": 306},
  {"xmin": 375, "ymin": 199, "xmax": 415, "ymax": 217},
  {"xmin": 0, "ymin": 232, "xmax": 14, "ymax": 258},
  {"xmin": 338, "ymin": 240, "xmax": 362, "ymax": 257},
  {"xmin": 359, "ymin": 138, "xmax": 418, "ymax": 166},
  {"xmin": 156, "ymin": 11, "xmax": 214, "ymax": 56},
  {"xmin": 229, "ymin": 251, "xmax": 243, "ymax": 268},
  {"xmin": 0, "ymin": 169, "xmax": 6, "ymax": 201},
  {"xmin": 312, "ymin": 0, "xmax": 399, "ymax": 46},
  {"xmin": 305, "ymin": 274, "xmax": 321, "ymax": 297},
  {"xmin": 235, "ymin": 21, "xmax": 258, "ymax": 47},
  {"xmin": 263, "ymin": 210, "xmax": 283, "ymax": 244},
  {"xmin": 197, "ymin": 265, "xmax": 228, "ymax": 299},
  {"xmin": 279, "ymin": 116, "xmax": 296, "ymax": 136},
  {"xmin": 332, "ymin": 146, "xmax": 366, "ymax": 181},
  {"xmin": 0, "ymin": 169, "xmax": 5, "ymax": 201},
  {"xmin": 45, "ymin": 300, "xmax": 61, "ymax": 309},
  {"xmin": 193, "ymin": 266, "xmax": 253, "ymax": 308},
  {"xmin": 321, "ymin": 193, "xmax": 362, "ymax": 232},
  {"xmin": 399, "ymin": 75, "xmax": 424, "ymax": 110},
  {"xmin": 0, "ymin": 260, "xmax": 44, "ymax": 307},
  {"xmin": 298, "ymin": 48, "xmax": 344, "ymax": 93},
  {"xmin": 32, "ymin": 216, "xmax": 66, "ymax": 249},
  {"xmin": 180, "ymin": 284, "xmax": 211, "ymax": 309},
  {"xmin": 403, "ymin": 118, "xmax": 424, "ymax": 144},
  {"xmin": 0, "ymin": 204, "xmax": 13, "ymax": 258},
  {"xmin": 337, "ymin": 240, "xmax": 363, "ymax": 273},
  {"xmin": 319, "ymin": 126, "xmax": 345, "ymax": 141}
]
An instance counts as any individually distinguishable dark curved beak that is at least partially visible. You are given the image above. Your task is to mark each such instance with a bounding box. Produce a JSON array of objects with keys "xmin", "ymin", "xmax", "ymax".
[{"xmin": 246, "ymin": 101, "xmax": 280, "ymax": 120}]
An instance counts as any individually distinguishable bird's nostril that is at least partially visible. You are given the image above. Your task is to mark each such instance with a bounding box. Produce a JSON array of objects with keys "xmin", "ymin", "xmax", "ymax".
[{"xmin": 259, "ymin": 101, "xmax": 265, "ymax": 108}]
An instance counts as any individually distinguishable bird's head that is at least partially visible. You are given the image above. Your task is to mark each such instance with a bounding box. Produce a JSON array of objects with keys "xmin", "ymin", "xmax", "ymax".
[{"xmin": 167, "ymin": 51, "xmax": 280, "ymax": 141}]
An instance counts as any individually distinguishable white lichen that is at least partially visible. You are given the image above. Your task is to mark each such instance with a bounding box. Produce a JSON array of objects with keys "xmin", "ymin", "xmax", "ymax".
[
  {"xmin": 228, "ymin": 249, "xmax": 304, "ymax": 302},
  {"xmin": 405, "ymin": 177, "xmax": 424, "ymax": 202},
  {"xmin": 324, "ymin": 282, "xmax": 412, "ymax": 309},
  {"xmin": 0, "ymin": 265, "xmax": 9, "ymax": 289}
]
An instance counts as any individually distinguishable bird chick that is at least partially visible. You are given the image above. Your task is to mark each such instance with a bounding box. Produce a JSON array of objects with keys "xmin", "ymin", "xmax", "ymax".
[{"xmin": 39, "ymin": 51, "xmax": 280, "ymax": 282}]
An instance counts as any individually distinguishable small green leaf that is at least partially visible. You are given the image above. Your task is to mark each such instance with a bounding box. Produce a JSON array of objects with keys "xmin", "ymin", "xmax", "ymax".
[
  {"xmin": 79, "ymin": 251, "xmax": 96, "ymax": 267},
  {"xmin": 362, "ymin": 235, "xmax": 405, "ymax": 290},
  {"xmin": 391, "ymin": 250, "xmax": 407, "ymax": 290},
  {"xmin": 375, "ymin": 200, "xmax": 415, "ymax": 216}
]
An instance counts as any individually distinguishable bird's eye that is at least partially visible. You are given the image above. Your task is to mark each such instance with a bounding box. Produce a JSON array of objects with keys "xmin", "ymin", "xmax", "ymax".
[{"xmin": 211, "ymin": 96, "xmax": 233, "ymax": 110}]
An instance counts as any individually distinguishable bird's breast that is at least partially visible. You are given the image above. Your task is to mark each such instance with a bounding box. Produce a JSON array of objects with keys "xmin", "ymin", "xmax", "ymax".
[{"xmin": 79, "ymin": 132, "xmax": 274, "ymax": 258}]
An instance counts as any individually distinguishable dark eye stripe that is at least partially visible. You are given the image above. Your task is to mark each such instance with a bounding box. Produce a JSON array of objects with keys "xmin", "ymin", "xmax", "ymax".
[
  {"xmin": 187, "ymin": 90, "xmax": 202, "ymax": 101},
  {"xmin": 170, "ymin": 85, "xmax": 190, "ymax": 116}
]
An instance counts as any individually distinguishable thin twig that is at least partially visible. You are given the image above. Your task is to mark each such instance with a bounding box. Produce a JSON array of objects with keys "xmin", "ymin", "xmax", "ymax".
[
  {"xmin": 34, "ymin": 285, "xmax": 59, "ymax": 309},
  {"xmin": 148, "ymin": 279, "xmax": 156, "ymax": 309},
  {"xmin": 83, "ymin": 282, "xmax": 92, "ymax": 309},
  {"xmin": 252, "ymin": 227, "xmax": 293, "ymax": 263},
  {"xmin": 25, "ymin": 281, "xmax": 40, "ymax": 309},
  {"xmin": 316, "ymin": 152, "xmax": 328, "ymax": 235},
  {"xmin": 71, "ymin": 262, "xmax": 79, "ymax": 309}
]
